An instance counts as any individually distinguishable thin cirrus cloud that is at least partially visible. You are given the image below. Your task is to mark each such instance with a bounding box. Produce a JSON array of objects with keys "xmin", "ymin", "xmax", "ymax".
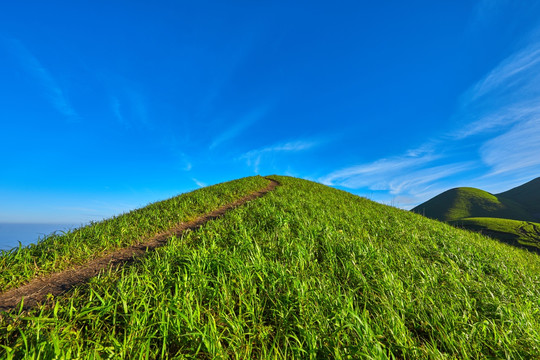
[
  {"xmin": 6, "ymin": 38, "xmax": 79, "ymax": 121},
  {"xmin": 159, "ymin": 135, "xmax": 193, "ymax": 172},
  {"xmin": 384, "ymin": 162, "xmax": 476, "ymax": 197},
  {"xmin": 209, "ymin": 106, "xmax": 269, "ymax": 150},
  {"xmin": 242, "ymin": 140, "xmax": 319, "ymax": 173},
  {"xmin": 469, "ymin": 44, "xmax": 540, "ymax": 102},
  {"xmin": 385, "ymin": 162, "xmax": 476, "ymax": 209},
  {"xmin": 321, "ymin": 37, "xmax": 540, "ymax": 207},
  {"xmin": 128, "ymin": 89, "xmax": 150, "ymax": 128},
  {"xmin": 107, "ymin": 78, "xmax": 151, "ymax": 129},
  {"xmin": 192, "ymin": 178, "xmax": 206, "ymax": 188},
  {"xmin": 319, "ymin": 149, "xmax": 474, "ymax": 209},
  {"xmin": 458, "ymin": 39, "xmax": 540, "ymax": 180},
  {"xmin": 481, "ymin": 117, "xmax": 540, "ymax": 177},
  {"xmin": 455, "ymin": 41, "xmax": 540, "ymax": 139},
  {"xmin": 472, "ymin": 0, "xmax": 507, "ymax": 22},
  {"xmin": 453, "ymin": 102, "xmax": 536, "ymax": 139},
  {"xmin": 319, "ymin": 150, "xmax": 471, "ymax": 194},
  {"xmin": 110, "ymin": 96, "xmax": 126, "ymax": 126},
  {"xmin": 320, "ymin": 150, "xmax": 439, "ymax": 188}
]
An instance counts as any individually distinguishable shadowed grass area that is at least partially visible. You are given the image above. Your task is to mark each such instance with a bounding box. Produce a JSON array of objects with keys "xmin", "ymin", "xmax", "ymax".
[
  {"xmin": 451, "ymin": 217, "xmax": 540, "ymax": 252},
  {"xmin": 1, "ymin": 176, "xmax": 540, "ymax": 358},
  {"xmin": 0, "ymin": 176, "xmax": 270, "ymax": 292}
]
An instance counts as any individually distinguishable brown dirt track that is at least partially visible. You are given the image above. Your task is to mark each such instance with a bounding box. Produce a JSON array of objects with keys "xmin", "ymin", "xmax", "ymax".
[{"xmin": 0, "ymin": 178, "xmax": 279, "ymax": 312}]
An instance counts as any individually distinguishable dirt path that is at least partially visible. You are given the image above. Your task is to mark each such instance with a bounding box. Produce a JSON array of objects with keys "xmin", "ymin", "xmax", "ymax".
[{"xmin": 0, "ymin": 178, "xmax": 279, "ymax": 312}]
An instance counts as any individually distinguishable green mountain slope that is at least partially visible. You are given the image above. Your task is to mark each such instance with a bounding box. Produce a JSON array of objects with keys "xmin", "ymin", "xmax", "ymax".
[
  {"xmin": 411, "ymin": 186, "xmax": 533, "ymax": 222},
  {"xmin": 2, "ymin": 176, "xmax": 540, "ymax": 358},
  {"xmin": 411, "ymin": 178, "xmax": 540, "ymax": 247},
  {"xmin": 498, "ymin": 177, "xmax": 540, "ymax": 220}
]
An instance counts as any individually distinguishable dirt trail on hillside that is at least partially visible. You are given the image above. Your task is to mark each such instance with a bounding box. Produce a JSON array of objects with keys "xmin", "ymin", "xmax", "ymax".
[{"xmin": 0, "ymin": 178, "xmax": 279, "ymax": 312}]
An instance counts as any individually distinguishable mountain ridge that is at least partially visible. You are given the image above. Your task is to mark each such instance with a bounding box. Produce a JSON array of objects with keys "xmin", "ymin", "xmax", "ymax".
[
  {"xmin": 498, "ymin": 177, "xmax": 540, "ymax": 219},
  {"xmin": 411, "ymin": 176, "xmax": 540, "ymax": 251}
]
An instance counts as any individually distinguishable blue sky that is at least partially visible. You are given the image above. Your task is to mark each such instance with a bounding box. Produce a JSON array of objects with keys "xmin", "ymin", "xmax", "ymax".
[{"xmin": 1, "ymin": 0, "xmax": 540, "ymax": 224}]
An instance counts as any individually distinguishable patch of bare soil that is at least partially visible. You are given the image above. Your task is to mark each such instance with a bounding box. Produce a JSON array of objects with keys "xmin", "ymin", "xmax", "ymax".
[{"xmin": 0, "ymin": 179, "xmax": 279, "ymax": 312}]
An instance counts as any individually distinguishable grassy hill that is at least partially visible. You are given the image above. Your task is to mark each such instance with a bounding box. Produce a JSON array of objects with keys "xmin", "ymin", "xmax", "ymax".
[
  {"xmin": 411, "ymin": 187, "xmax": 534, "ymax": 222},
  {"xmin": 2, "ymin": 176, "xmax": 540, "ymax": 358},
  {"xmin": 411, "ymin": 177, "xmax": 540, "ymax": 248}
]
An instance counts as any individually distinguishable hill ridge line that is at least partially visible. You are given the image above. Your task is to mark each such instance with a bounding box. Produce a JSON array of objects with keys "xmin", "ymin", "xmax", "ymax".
[{"xmin": 0, "ymin": 178, "xmax": 279, "ymax": 312}]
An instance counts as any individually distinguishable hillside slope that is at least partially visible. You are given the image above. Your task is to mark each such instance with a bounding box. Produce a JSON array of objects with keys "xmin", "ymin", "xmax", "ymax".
[
  {"xmin": 498, "ymin": 177, "xmax": 540, "ymax": 220},
  {"xmin": 2, "ymin": 176, "xmax": 540, "ymax": 359},
  {"xmin": 411, "ymin": 177, "xmax": 540, "ymax": 248},
  {"xmin": 411, "ymin": 186, "xmax": 533, "ymax": 222}
]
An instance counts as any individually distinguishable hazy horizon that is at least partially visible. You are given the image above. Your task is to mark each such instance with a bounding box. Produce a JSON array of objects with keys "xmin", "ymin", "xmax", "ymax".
[{"xmin": 0, "ymin": 223, "xmax": 78, "ymax": 251}]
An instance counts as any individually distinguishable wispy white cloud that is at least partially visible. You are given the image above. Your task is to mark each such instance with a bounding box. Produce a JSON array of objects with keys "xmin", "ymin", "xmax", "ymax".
[
  {"xmin": 457, "ymin": 39, "xmax": 540, "ymax": 181},
  {"xmin": 387, "ymin": 163, "xmax": 475, "ymax": 197},
  {"xmin": 244, "ymin": 140, "xmax": 318, "ymax": 158},
  {"xmin": 320, "ymin": 147, "xmax": 473, "ymax": 207},
  {"xmin": 320, "ymin": 149, "xmax": 438, "ymax": 188},
  {"xmin": 471, "ymin": 0, "xmax": 509, "ymax": 27},
  {"xmin": 110, "ymin": 96, "xmax": 126, "ymax": 125},
  {"xmin": 453, "ymin": 102, "xmax": 539, "ymax": 139},
  {"xmin": 106, "ymin": 77, "xmax": 151, "ymax": 129},
  {"xmin": 209, "ymin": 106, "xmax": 268, "ymax": 150},
  {"xmin": 175, "ymin": 150, "xmax": 192, "ymax": 172},
  {"xmin": 470, "ymin": 46, "xmax": 540, "ymax": 101},
  {"xmin": 158, "ymin": 132, "xmax": 193, "ymax": 172},
  {"xmin": 7, "ymin": 38, "xmax": 79, "ymax": 121},
  {"xmin": 322, "ymin": 37, "xmax": 540, "ymax": 208},
  {"xmin": 454, "ymin": 42, "xmax": 540, "ymax": 139},
  {"xmin": 128, "ymin": 89, "xmax": 150, "ymax": 127},
  {"xmin": 481, "ymin": 117, "xmax": 540, "ymax": 176},
  {"xmin": 192, "ymin": 178, "xmax": 206, "ymax": 188},
  {"xmin": 242, "ymin": 140, "xmax": 319, "ymax": 173}
]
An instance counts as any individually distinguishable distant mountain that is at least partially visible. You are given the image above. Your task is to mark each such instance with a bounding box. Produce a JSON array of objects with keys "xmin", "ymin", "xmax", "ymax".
[
  {"xmin": 498, "ymin": 177, "xmax": 540, "ymax": 220},
  {"xmin": 412, "ymin": 177, "xmax": 540, "ymax": 252}
]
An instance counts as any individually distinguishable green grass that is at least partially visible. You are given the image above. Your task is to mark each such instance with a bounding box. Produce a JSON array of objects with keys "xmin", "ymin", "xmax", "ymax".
[
  {"xmin": 2, "ymin": 176, "xmax": 540, "ymax": 358},
  {"xmin": 451, "ymin": 217, "xmax": 540, "ymax": 251},
  {"xmin": 411, "ymin": 187, "xmax": 532, "ymax": 222},
  {"xmin": 0, "ymin": 176, "xmax": 270, "ymax": 292}
]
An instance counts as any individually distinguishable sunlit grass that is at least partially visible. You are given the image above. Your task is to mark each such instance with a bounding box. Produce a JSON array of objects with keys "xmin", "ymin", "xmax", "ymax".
[{"xmin": 1, "ymin": 176, "xmax": 540, "ymax": 358}]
